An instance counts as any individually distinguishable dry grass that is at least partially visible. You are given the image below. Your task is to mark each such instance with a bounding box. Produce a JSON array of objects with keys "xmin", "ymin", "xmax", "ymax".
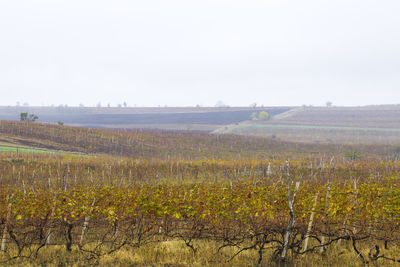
[{"xmin": 2, "ymin": 240, "xmax": 400, "ymax": 266}]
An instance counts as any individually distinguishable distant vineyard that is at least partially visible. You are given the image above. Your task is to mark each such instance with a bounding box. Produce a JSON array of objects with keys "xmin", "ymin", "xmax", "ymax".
[
  {"xmin": 1, "ymin": 120, "xmax": 290, "ymax": 159},
  {"xmin": 220, "ymin": 106, "xmax": 400, "ymax": 144},
  {"xmin": 1, "ymin": 121, "xmax": 399, "ymax": 160},
  {"xmin": 268, "ymin": 106, "xmax": 400, "ymax": 128}
]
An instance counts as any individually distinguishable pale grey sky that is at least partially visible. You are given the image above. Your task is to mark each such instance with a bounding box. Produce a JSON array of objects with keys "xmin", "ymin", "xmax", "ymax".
[{"xmin": 0, "ymin": 0, "xmax": 399, "ymax": 107}]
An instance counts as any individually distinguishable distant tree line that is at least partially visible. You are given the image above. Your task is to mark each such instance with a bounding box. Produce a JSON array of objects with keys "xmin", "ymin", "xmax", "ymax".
[{"xmin": 19, "ymin": 112, "xmax": 38, "ymax": 122}]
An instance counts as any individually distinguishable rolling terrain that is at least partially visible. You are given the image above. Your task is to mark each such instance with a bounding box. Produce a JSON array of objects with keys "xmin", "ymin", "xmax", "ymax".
[
  {"xmin": 1, "ymin": 121, "xmax": 400, "ymax": 266},
  {"xmin": 0, "ymin": 120, "xmax": 370, "ymax": 159},
  {"xmin": 4, "ymin": 105, "xmax": 400, "ymax": 144},
  {"xmin": 215, "ymin": 105, "xmax": 400, "ymax": 144},
  {"xmin": 0, "ymin": 106, "xmax": 290, "ymax": 131},
  {"xmin": 0, "ymin": 120, "xmax": 400, "ymax": 161}
]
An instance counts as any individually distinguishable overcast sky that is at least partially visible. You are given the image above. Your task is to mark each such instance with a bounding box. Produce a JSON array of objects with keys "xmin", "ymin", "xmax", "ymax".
[{"xmin": 0, "ymin": 0, "xmax": 399, "ymax": 107}]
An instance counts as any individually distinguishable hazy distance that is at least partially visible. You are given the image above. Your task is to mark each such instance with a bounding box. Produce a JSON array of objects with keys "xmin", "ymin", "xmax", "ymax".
[{"xmin": 0, "ymin": 0, "xmax": 399, "ymax": 107}]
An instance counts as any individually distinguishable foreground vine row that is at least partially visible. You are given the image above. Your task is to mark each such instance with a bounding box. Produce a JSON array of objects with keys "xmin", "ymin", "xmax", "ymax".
[{"xmin": 1, "ymin": 179, "xmax": 400, "ymax": 265}]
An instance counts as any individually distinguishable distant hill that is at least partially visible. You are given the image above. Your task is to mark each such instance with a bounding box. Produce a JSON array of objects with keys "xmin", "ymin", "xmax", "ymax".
[
  {"xmin": 268, "ymin": 106, "xmax": 400, "ymax": 128},
  {"xmin": 214, "ymin": 105, "xmax": 400, "ymax": 144},
  {"xmin": 4, "ymin": 105, "xmax": 400, "ymax": 146},
  {"xmin": 0, "ymin": 106, "xmax": 290, "ymax": 131}
]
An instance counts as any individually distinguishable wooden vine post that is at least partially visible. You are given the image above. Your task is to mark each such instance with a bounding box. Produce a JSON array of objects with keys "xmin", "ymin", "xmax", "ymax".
[
  {"xmin": 320, "ymin": 183, "xmax": 331, "ymax": 253},
  {"xmin": 1, "ymin": 194, "xmax": 13, "ymax": 252},
  {"xmin": 303, "ymin": 191, "xmax": 319, "ymax": 253},
  {"xmin": 45, "ymin": 193, "xmax": 58, "ymax": 245},
  {"xmin": 281, "ymin": 160, "xmax": 300, "ymax": 261},
  {"xmin": 79, "ymin": 198, "xmax": 96, "ymax": 246}
]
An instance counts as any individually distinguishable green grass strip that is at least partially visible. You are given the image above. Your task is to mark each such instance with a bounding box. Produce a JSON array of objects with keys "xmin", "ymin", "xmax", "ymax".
[{"xmin": 0, "ymin": 145, "xmax": 62, "ymax": 154}]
